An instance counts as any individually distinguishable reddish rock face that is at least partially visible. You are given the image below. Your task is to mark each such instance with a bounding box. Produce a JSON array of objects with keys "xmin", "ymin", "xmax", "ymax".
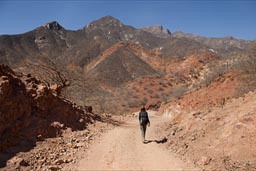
[
  {"xmin": 0, "ymin": 64, "xmax": 96, "ymax": 151},
  {"xmin": 0, "ymin": 65, "xmax": 32, "ymax": 148}
]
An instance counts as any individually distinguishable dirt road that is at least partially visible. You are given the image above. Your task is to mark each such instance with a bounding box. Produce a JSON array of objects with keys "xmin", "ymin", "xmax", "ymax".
[{"xmin": 75, "ymin": 111, "xmax": 198, "ymax": 170}]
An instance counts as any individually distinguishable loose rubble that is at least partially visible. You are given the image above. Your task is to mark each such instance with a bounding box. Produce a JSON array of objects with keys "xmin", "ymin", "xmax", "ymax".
[{"xmin": 0, "ymin": 64, "xmax": 99, "ymax": 169}]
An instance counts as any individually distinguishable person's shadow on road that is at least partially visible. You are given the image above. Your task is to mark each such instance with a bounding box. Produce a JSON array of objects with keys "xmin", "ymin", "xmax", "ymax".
[{"xmin": 144, "ymin": 137, "xmax": 168, "ymax": 144}]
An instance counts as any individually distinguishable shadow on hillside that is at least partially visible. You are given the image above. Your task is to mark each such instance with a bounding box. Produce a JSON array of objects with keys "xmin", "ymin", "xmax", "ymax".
[
  {"xmin": 0, "ymin": 114, "xmax": 123, "ymax": 168},
  {"xmin": 0, "ymin": 140, "xmax": 36, "ymax": 168},
  {"xmin": 144, "ymin": 137, "xmax": 168, "ymax": 144}
]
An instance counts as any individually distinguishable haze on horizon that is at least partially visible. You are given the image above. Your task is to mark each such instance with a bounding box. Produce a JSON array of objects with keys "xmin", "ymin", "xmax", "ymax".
[{"xmin": 0, "ymin": 0, "xmax": 255, "ymax": 40}]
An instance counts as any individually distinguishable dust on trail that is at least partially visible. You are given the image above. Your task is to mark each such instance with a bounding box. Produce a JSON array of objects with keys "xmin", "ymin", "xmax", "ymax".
[{"xmin": 72, "ymin": 111, "xmax": 198, "ymax": 170}]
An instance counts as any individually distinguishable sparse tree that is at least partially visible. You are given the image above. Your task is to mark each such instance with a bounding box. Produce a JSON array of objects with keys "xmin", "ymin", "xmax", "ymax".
[{"xmin": 22, "ymin": 57, "xmax": 71, "ymax": 89}]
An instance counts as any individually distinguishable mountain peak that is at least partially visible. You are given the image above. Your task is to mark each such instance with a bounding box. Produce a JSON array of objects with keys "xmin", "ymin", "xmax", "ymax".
[
  {"xmin": 96, "ymin": 15, "xmax": 122, "ymax": 24},
  {"xmin": 43, "ymin": 21, "xmax": 64, "ymax": 30},
  {"xmin": 83, "ymin": 15, "xmax": 124, "ymax": 30},
  {"xmin": 101, "ymin": 15, "xmax": 120, "ymax": 22}
]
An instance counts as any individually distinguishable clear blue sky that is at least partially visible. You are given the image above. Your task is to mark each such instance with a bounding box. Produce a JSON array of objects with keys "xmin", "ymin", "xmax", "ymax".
[{"xmin": 0, "ymin": 0, "xmax": 255, "ymax": 40}]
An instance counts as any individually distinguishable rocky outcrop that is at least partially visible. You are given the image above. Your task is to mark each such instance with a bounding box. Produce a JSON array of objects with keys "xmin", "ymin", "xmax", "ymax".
[
  {"xmin": 44, "ymin": 21, "xmax": 64, "ymax": 30},
  {"xmin": 0, "ymin": 64, "xmax": 97, "ymax": 151},
  {"xmin": 84, "ymin": 16, "xmax": 124, "ymax": 30},
  {"xmin": 140, "ymin": 25, "xmax": 171, "ymax": 38},
  {"xmin": 158, "ymin": 71, "xmax": 256, "ymax": 171}
]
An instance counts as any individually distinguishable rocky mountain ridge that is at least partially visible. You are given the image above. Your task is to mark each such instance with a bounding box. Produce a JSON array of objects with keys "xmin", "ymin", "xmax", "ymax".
[
  {"xmin": 0, "ymin": 16, "xmax": 254, "ymax": 113},
  {"xmin": 172, "ymin": 31, "xmax": 252, "ymax": 51},
  {"xmin": 0, "ymin": 15, "xmax": 256, "ymax": 171}
]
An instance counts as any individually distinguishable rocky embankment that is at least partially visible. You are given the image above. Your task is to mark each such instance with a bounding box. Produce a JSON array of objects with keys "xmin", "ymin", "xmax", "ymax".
[
  {"xmin": 3, "ymin": 120, "xmax": 115, "ymax": 171},
  {"xmin": 159, "ymin": 73, "xmax": 256, "ymax": 171},
  {"xmin": 0, "ymin": 64, "xmax": 98, "ymax": 168}
]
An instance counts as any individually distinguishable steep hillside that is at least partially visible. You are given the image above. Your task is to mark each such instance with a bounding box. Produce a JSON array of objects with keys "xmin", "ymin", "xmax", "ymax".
[
  {"xmin": 159, "ymin": 90, "xmax": 256, "ymax": 171},
  {"xmin": 157, "ymin": 60, "xmax": 256, "ymax": 170},
  {"xmin": 0, "ymin": 64, "xmax": 97, "ymax": 167},
  {"xmin": 87, "ymin": 48, "xmax": 158, "ymax": 87}
]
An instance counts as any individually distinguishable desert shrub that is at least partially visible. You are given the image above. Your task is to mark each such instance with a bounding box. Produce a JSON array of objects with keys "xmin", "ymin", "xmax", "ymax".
[
  {"xmin": 161, "ymin": 92, "xmax": 166, "ymax": 97},
  {"xmin": 161, "ymin": 95, "xmax": 169, "ymax": 103},
  {"xmin": 143, "ymin": 86, "xmax": 148, "ymax": 90},
  {"xmin": 239, "ymin": 45, "xmax": 256, "ymax": 80},
  {"xmin": 167, "ymin": 82, "xmax": 173, "ymax": 87},
  {"xmin": 162, "ymin": 83, "xmax": 168, "ymax": 88},
  {"xmin": 158, "ymin": 87, "xmax": 164, "ymax": 91},
  {"xmin": 159, "ymin": 80, "xmax": 164, "ymax": 85},
  {"xmin": 133, "ymin": 87, "xmax": 138, "ymax": 92},
  {"xmin": 154, "ymin": 93, "xmax": 160, "ymax": 98},
  {"xmin": 128, "ymin": 100, "xmax": 140, "ymax": 108},
  {"xmin": 235, "ymin": 44, "xmax": 256, "ymax": 92},
  {"xmin": 174, "ymin": 72, "xmax": 183, "ymax": 79},
  {"xmin": 149, "ymin": 82, "xmax": 154, "ymax": 86},
  {"xmin": 200, "ymin": 64, "xmax": 229, "ymax": 86},
  {"xmin": 141, "ymin": 97, "xmax": 148, "ymax": 105},
  {"xmin": 172, "ymin": 85, "xmax": 188, "ymax": 99},
  {"xmin": 147, "ymin": 89, "xmax": 153, "ymax": 94},
  {"xmin": 132, "ymin": 94, "xmax": 139, "ymax": 99}
]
